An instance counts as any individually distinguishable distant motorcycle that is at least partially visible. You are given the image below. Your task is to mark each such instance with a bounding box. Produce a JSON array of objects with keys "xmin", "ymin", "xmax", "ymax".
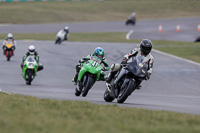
[
  {"xmin": 55, "ymin": 30, "xmax": 68, "ymax": 44},
  {"xmin": 104, "ymin": 55, "xmax": 148, "ymax": 103},
  {"xmin": 22, "ymin": 56, "xmax": 38, "ymax": 85},
  {"xmin": 126, "ymin": 17, "xmax": 136, "ymax": 25},
  {"xmin": 4, "ymin": 40, "xmax": 15, "ymax": 61}
]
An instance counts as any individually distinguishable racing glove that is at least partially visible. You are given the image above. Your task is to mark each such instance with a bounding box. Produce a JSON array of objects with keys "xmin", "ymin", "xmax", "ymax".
[{"xmin": 121, "ymin": 57, "xmax": 128, "ymax": 65}]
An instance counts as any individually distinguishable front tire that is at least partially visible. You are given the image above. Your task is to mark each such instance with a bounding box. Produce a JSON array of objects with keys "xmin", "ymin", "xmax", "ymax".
[
  {"xmin": 82, "ymin": 76, "xmax": 94, "ymax": 97},
  {"xmin": 26, "ymin": 71, "xmax": 33, "ymax": 85},
  {"xmin": 117, "ymin": 80, "xmax": 135, "ymax": 103},
  {"xmin": 75, "ymin": 88, "xmax": 81, "ymax": 96},
  {"xmin": 104, "ymin": 89, "xmax": 115, "ymax": 102},
  {"xmin": 7, "ymin": 51, "xmax": 10, "ymax": 61}
]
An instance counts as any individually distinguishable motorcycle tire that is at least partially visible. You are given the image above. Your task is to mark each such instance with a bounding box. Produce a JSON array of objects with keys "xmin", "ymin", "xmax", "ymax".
[
  {"xmin": 104, "ymin": 89, "xmax": 115, "ymax": 102},
  {"xmin": 117, "ymin": 80, "xmax": 135, "ymax": 103},
  {"xmin": 26, "ymin": 71, "xmax": 32, "ymax": 85},
  {"xmin": 7, "ymin": 51, "xmax": 10, "ymax": 61},
  {"xmin": 75, "ymin": 88, "xmax": 81, "ymax": 96},
  {"xmin": 55, "ymin": 38, "xmax": 61, "ymax": 44},
  {"xmin": 82, "ymin": 76, "xmax": 94, "ymax": 97}
]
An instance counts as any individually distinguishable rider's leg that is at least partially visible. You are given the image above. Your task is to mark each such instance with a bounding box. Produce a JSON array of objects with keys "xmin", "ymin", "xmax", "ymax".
[
  {"xmin": 106, "ymin": 63, "xmax": 121, "ymax": 83},
  {"xmin": 72, "ymin": 64, "xmax": 81, "ymax": 84},
  {"xmin": 37, "ymin": 65, "xmax": 44, "ymax": 72}
]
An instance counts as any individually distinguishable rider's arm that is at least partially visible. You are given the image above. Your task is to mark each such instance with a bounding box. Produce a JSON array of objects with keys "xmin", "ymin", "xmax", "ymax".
[
  {"xmin": 13, "ymin": 40, "xmax": 17, "ymax": 46},
  {"xmin": 147, "ymin": 54, "xmax": 154, "ymax": 74},
  {"xmin": 2, "ymin": 40, "xmax": 6, "ymax": 46},
  {"xmin": 34, "ymin": 52, "xmax": 39, "ymax": 63},
  {"xmin": 101, "ymin": 58, "xmax": 109, "ymax": 71},
  {"xmin": 79, "ymin": 54, "xmax": 91, "ymax": 63},
  {"xmin": 22, "ymin": 55, "xmax": 27, "ymax": 62},
  {"xmin": 124, "ymin": 48, "xmax": 139, "ymax": 59},
  {"xmin": 121, "ymin": 48, "xmax": 139, "ymax": 64}
]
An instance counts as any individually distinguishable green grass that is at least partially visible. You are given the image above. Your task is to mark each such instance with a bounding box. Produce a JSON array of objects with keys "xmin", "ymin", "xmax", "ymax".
[
  {"xmin": 1, "ymin": 32, "xmax": 200, "ymax": 63},
  {"xmin": 0, "ymin": 0, "xmax": 200, "ymax": 24},
  {"xmin": 0, "ymin": 92, "xmax": 200, "ymax": 133}
]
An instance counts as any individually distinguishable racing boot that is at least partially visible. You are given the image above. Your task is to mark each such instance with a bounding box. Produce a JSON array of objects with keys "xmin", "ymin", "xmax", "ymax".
[
  {"xmin": 106, "ymin": 71, "xmax": 117, "ymax": 83},
  {"xmin": 76, "ymin": 81, "xmax": 82, "ymax": 92},
  {"xmin": 136, "ymin": 84, "xmax": 142, "ymax": 90},
  {"xmin": 72, "ymin": 73, "xmax": 78, "ymax": 85}
]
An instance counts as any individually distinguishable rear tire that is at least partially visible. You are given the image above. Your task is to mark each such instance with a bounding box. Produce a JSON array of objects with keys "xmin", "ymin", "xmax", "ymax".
[
  {"xmin": 117, "ymin": 80, "xmax": 135, "ymax": 103},
  {"xmin": 82, "ymin": 76, "xmax": 94, "ymax": 97},
  {"xmin": 104, "ymin": 89, "xmax": 115, "ymax": 102}
]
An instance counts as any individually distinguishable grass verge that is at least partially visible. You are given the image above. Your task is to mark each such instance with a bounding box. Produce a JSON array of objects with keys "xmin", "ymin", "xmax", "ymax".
[
  {"xmin": 1, "ymin": 92, "xmax": 200, "ymax": 133},
  {"xmin": 1, "ymin": 32, "xmax": 200, "ymax": 63},
  {"xmin": 0, "ymin": 0, "xmax": 200, "ymax": 24}
]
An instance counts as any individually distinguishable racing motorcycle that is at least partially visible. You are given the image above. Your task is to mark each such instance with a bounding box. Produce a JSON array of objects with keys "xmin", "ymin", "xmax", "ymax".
[
  {"xmin": 4, "ymin": 41, "xmax": 15, "ymax": 61},
  {"xmin": 22, "ymin": 56, "xmax": 38, "ymax": 85},
  {"xmin": 55, "ymin": 30, "xmax": 67, "ymax": 44},
  {"xmin": 75, "ymin": 56, "xmax": 103, "ymax": 97},
  {"xmin": 104, "ymin": 55, "xmax": 148, "ymax": 103},
  {"xmin": 126, "ymin": 16, "xmax": 136, "ymax": 25}
]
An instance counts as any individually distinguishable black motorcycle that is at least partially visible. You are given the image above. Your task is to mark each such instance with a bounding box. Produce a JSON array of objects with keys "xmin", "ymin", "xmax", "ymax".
[
  {"xmin": 104, "ymin": 55, "xmax": 148, "ymax": 103},
  {"xmin": 126, "ymin": 17, "xmax": 136, "ymax": 25}
]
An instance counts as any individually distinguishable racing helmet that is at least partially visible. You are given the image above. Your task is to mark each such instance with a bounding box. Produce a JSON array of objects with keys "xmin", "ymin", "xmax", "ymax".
[
  {"xmin": 140, "ymin": 39, "xmax": 152, "ymax": 55},
  {"xmin": 94, "ymin": 47, "xmax": 104, "ymax": 59},
  {"xmin": 64, "ymin": 26, "xmax": 69, "ymax": 31},
  {"xmin": 7, "ymin": 33, "xmax": 13, "ymax": 39},
  {"xmin": 28, "ymin": 45, "xmax": 35, "ymax": 55}
]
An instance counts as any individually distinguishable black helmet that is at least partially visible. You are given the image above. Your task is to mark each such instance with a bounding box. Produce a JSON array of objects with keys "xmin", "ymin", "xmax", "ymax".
[{"xmin": 140, "ymin": 39, "xmax": 152, "ymax": 55}]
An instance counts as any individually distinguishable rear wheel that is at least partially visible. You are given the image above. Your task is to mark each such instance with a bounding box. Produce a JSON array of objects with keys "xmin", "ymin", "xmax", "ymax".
[
  {"xmin": 117, "ymin": 80, "xmax": 135, "ymax": 103},
  {"xmin": 82, "ymin": 76, "xmax": 94, "ymax": 97}
]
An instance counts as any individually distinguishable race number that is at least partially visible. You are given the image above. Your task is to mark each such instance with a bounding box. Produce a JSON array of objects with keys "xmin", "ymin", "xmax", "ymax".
[{"xmin": 92, "ymin": 61, "xmax": 98, "ymax": 67}]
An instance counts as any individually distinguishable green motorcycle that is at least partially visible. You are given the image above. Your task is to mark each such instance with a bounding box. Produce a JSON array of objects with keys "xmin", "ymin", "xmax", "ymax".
[
  {"xmin": 22, "ymin": 56, "xmax": 38, "ymax": 85},
  {"xmin": 75, "ymin": 56, "xmax": 104, "ymax": 97}
]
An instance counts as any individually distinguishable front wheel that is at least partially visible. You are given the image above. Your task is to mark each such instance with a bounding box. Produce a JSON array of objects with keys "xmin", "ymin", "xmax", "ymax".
[
  {"xmin": 82, "ymin": 76, "xmax": 94, "ymax": 97},
  {"xmin": 75, "ymin": 88, "xmax": 81, "ymax": 96},
  {"xmin": 55, "ymin": 38, "xmax": 61, "ymax": 44},
  {"xmin": 26, "ymin": 71, "xmax": 33, "ymax": 85},
  {"xmin": 117, "ymin": 80, "xmax": 135, "ymax": 103},
  {"xmin": 6, "ymin": 51, "xmax": 10, "ymax": 61},
  {"xmin": 104, "ymin": 89, "xmax": 115, "ymax": 102}
]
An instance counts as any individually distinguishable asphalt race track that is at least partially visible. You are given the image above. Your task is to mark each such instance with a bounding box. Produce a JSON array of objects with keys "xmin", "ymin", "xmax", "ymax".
[
  {"xmin": 0, "ymin": 40, "xmax": 200, "ymax": 115},
  {"xmin": 1, "ymin": 17, "xmax": 200, "ymax": 42}
]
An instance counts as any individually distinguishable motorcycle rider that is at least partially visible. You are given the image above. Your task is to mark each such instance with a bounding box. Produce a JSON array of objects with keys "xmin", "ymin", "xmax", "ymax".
[
  {"xmin": 55, "ymin": 26, "xmax": 69, "ymax": 44},
  {"xmin": 129, "ymin": 12, "xmax": 136, "ymax": 20},
  {"xmin": 2, "ymin": 33, "xmax": 17, "ymax": 55},
  {"xmin": 106, "ymin": 39, "xmax": 154, "ymax": 90},
  {"xmin": 72, "ymin": 47, "xmax": 110, "ymax": 86},
  {"xmin": 21, "ymin": 45, "xmax": 43, "ymax": 72}
]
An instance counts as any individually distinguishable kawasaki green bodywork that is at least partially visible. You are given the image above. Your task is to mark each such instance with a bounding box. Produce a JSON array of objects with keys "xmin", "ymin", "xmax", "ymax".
[
  {"xmin": 78, "ymin": 56, "xmax": 103, "ymax": 83},
  {"xmin": 22, "ymin": 56, "xmax": 38, "ymax": 81}
]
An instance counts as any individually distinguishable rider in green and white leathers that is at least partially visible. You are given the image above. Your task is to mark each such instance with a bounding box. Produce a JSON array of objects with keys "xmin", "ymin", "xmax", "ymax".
[{"xmin": 72, "ymin": 47, "xmax": 109, "ymax": 84}]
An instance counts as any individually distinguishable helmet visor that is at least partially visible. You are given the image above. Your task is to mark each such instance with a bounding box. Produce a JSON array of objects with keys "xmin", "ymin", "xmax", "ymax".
[{"xmin": 97, "ymin": 55, "xmax": 103, "ymax": 59}]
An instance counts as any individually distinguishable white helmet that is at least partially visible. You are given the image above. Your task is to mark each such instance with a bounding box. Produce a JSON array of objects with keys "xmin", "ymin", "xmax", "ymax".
[
  {"xmin": 7, "ymin": 33, "xmax": 13, "ymax": 38},
  {"xmin": 28, "ymin": 45, "xmax": 35, "ymax": 54},
  {"xmin": 64, "ymin": 26, "xmax": 69, "ymax": 30}
]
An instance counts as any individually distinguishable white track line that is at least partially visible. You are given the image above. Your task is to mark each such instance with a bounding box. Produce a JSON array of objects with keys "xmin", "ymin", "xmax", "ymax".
[
  {"xmin": 0, "ymin": 89, "xmax": 12, "ymax": 95},
  {"xmin": 153, "ymin": 49, "xmax": 200, "ymax": 67},
  {"xmin": 126, "ymin": 30, "xmax": 134, "ymax": 40}
]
